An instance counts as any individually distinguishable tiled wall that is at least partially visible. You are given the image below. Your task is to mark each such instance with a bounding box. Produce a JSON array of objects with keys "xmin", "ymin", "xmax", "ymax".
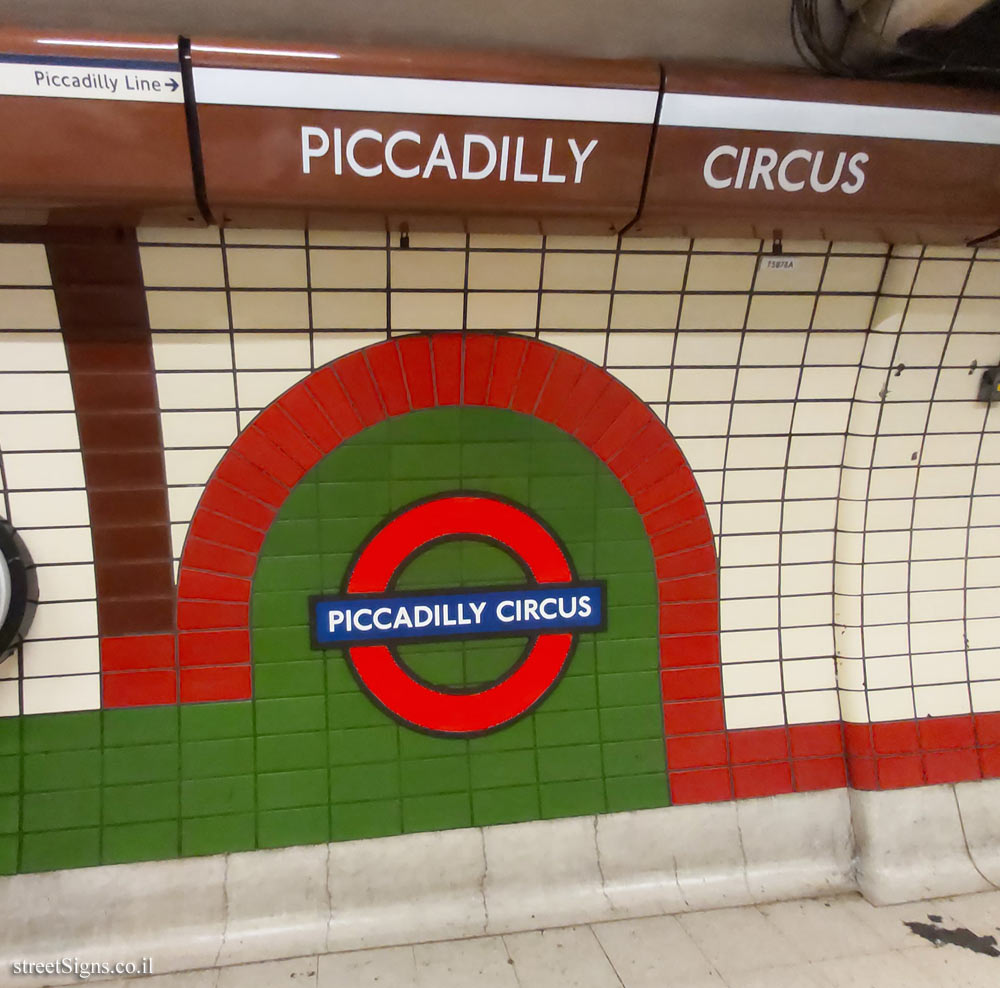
[
  {"xmin": 0, "ymin": 244, "xmax": 100, "ymax": 718},
  {"xmin": 2, "ymin": 228, "xmax": 999, "ymax": 745}
]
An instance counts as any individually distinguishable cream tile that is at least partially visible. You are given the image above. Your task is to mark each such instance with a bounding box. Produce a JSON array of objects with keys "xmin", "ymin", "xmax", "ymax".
[
  {"xmin": 152, "ymin": 332, "xmax": 233, "ymax": 371},
  {"xmin": 230, "ymin": 291, "xmax": 309, "ymax": 330},
  {"xmin": 0, "ymin": 332, "xmax": 68, "ymax": 371},
  {"xmin": 693, "ymin": 237, "xmax": 761, "ymax": 253},
  {"xmin": 312, "ymin": 330, "xmax": 387, "ymax": 365},
  {"xmin": 469, "ymin": 233, "xmax": 544, "ymax": 250},
  {"xmin": 0, "ymin": 412, "xmax": 80, "ymax": 450},
  {"xmin": 7, "ymin": 489, "xmax": 89, "ymax": 528},
  {"xmin": 0, "ymin": 243, "xmax": 50, "ymax": 285},
  {"xmin": 606, "ymin": 331, "xmax": 674, "ymax": 366},
  {"xmin": 156, "ymin": 371, "xmax": 236, "ymax": 410},
  {"xmin": 674, "ymin": 331, "xmax": 742, "ymax": 365},
  {"xmin": 503, "ymin": 927, "xmax": 622, "ymax": 988},
  {"xmin": 21, "ymin": 672, "xmax": 100, "ymax": 714},
  {"xmin": 686, "ymin": 253, "xmax": 757, "ymax": 292},
  {"xmin": 224, "ymin": 228, "xmax": 305, "ymax": 245},
  {"xmin": 614, "ymin": 251, "xmax": 687, "ymax": 291},
  {"xmin": 670, "ymin": 367, "xmax": 735, "ymax": 402},
  {"xmin": 318, "ymin": 945, "xmax": 417, "ymax": 988},
  {"xmin": 312, "ymin": 292, "xmax": 387, "ymax": 330},
  {"xmin": 538, "ymin": 293, "xmax": 610, "ymax": 330},
  {"xmin": 610, "ymin": 366, "xmax": 669, "ymax": 403},
  {"xmin": 391, "ymin": 250, "xmax": 466, "ymax": 289},
  {"xmin": 140, "ymin": 246, "xmax": 225, "ymax": 288},
  {"xmin": 821, "ymin": 255, "xmax": 887, "ymax": 293},
  {"xmin": 2, "ymin": 450, "xmax": 84, "ymax": 489},
  {"xmin": 912, "ymin": 259, "xmax": 971, "ymax": 297},
  {"xmin": 138, "ymin": 224, "xmax": 221, "ymax": 245},
  {"xmin": 610, "ymin": 293, "xmax": 679, "ymax": 329},
  {"xmin": 22, "ymin": 636, "xmax": 99, "ymax": 676},
  {"xmin": 0, "ymin": 289, "xmax": 58, "ymax": 329},
  {"xmin": 403, "ymin": 231, "xmax": 467, "ymax": 248},
  {"xmin": 784, "ymin": 690, "xmax": 840, "ymax": 723},
  {"xmin": 161, "ymin": 411, "xmax": 239, "ymax": 448},
  {"xmin": 529, "ymin": 330, "xmax": 602, "ymax": 365},
  {"xmin": 32, "ymin": 563, "xmax": 97, "ymax": 604},
  {"xmin": 546, "ymin": 234, "xmax": 618, "ymax": 251},
  {"xmin": 467, "ymin": 251, "xmax": 541, "ymax": 290},
  {"xmin": 913, "ymin": 683, "xmax": 971, "ymax": 717},
  {"xmin": 592, "ymin": 914, "xmax": 720, "ymax": 988},
  {"xmin": 964, "ymin": 259, "xmax": 1000, "ymax": 296},
  {"xmin": 734, "ymin": 366, "xmax": 801, "ymax": 401},
  {"xmin": 19, "ymin": 527, "xmax": 94, "ymax": 565},
  {"xmin": 164, "ymin": 448, "xmax": 225, "ymax": 487},
  {"xmin": 413, "ymin": 938, "xmax": 519, "ymax": 988},
  {"xmin": 880, "ymin": 257, "xmax": 918, "ymax": 295},
  {"xmin": 754, "ymin": 254, "xmax": 825, "ymax": 292},
  {"xmin": 226, "ymin": 247, "xmax": 307, "ymax": 289},
  {"xmin": 236, "ymin": 369, "xmax": 310, "ymax": 408},
  {"xmin": 901, "ymin": 296, "xmax": 958, "ymax": 332},
  {"xmin": 678, "ymin": 294, "xmax": 748, "ymax": 330},
  {"xmin": 543, "ymin": 251, "xmax": 616, "ymax": 291},
  {"xmin": 146, "ymin": 290, "xmax": 230, "ymax": 331},
  {"xmin": 234, "ymin": 332, "xmax": 311, "ymax": 369},
  {"xmin": 813, "ymin": 295, "xmax": 875, "ymax": 331},
  {"xmin": 390, "ymin": 292, "xmax": 464, "ymax": 330},
  {"xmin": 722, "ymin": 661, "xmax": 782, "ymax": 696},
  {"xmin": 466, "ymin": 292, "xmax": 538, "ymax": 330},
  {"xmin": 746, "ymin": 294, "xmax": 815, "ymax": 331},
  {"xmin": 621, "ymin": 235, "xmax": 691, "ymax": 252},
  {"xmin": 309, "ymin": 229, "xmax": 387, "ymax": 248}
]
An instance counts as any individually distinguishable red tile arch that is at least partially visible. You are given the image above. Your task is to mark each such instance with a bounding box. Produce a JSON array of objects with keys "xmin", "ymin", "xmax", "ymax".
[{"xmin": 98, "ymin": 332, "xmax": 837, "ymax": 803}]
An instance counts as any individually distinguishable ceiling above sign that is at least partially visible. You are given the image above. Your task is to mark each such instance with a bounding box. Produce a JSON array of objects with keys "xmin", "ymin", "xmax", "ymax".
[{"xmin": 0, "ymin": 28, "xmax": 997, "ymax": 243}]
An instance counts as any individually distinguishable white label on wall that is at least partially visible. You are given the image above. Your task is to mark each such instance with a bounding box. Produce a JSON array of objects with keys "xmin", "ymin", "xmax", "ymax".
[
  {"xmin": 0, "ymin": 57, "xmax": 183, "ymax": 103},
  {"xmin": 762, "ymin": 256, "xmax": 799, "ymax": 272}
]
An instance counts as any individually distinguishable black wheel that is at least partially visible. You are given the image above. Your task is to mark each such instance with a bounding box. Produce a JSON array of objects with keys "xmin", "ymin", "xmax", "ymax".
[{"xmin": 0, "ymin": 520, "xmax": 37, "ymax": 660}]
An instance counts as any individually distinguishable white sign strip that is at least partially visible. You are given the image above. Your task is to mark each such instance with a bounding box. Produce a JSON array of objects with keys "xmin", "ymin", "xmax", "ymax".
[
  {"xmin": 659, "ymin": 92, "xmax": 1000, "ymax": 146},
  {"xmin": 0, "ymin": 60, "xmax": 182, "ymax": 103},
  {"xmin": 192, "ymin": 66, "xmax": 657, "ymax": 124}
]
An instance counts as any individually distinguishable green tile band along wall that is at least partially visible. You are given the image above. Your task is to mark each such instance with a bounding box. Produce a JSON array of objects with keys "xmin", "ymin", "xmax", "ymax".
[{"xmin": 0, "ymin": 405, "xmax": 664, "ymax": 874}]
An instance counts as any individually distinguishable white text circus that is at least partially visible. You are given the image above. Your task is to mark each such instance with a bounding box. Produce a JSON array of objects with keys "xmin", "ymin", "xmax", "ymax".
[{"xmin": 301, "ymin": 126, "xmax": 600, "ymax": 183}]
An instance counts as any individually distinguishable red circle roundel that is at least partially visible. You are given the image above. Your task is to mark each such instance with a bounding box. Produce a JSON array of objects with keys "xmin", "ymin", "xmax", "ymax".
[{"xmin": 332, "ymin": 493, "xmax": 585, "ymax": 737}]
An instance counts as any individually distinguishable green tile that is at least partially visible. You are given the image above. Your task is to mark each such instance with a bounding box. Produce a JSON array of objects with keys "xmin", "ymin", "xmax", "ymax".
[
  {"xmin": 182, "ymin": 813, "xmax": 255, "ymax": 857},
  {"xmin": 0, "ymin": 835, "xmax": 16, "ymax": 874},
  {"xmin": 255, "ymin": 696, "xmax": 325, "ymax": 734},
  {"xmin": 390, "ymin": 444, "xmax": 461, "ymax": 479},
  {"xmin": 22, "ymin": 788, "xmax": 101, "ymax": 832},
  {"xmin": 469, "ymin": 750, "xmax": 537, "ymax": 789},
  {"xmin": 104, "ymin": 743, "xmax": 179, "ymax": 785},
  {"xmin": 472, "ymin": 786, "xmax": 540, "ymax": 827},
  {"xmin": 603, "ymin": 739, "xmax": 666, "ymax": 777},
  {"xmin": 327, "ymin": 693, "xmax": 390, "ymax": 729},
  {"xmin": 181, "ymin": 776, "xmax": 255, "ymax": 818},
  {"xmin": 599, "ymin": 704, "xmax": 663, "ymax": 742},
  {"xmin": 606, "ymin": 773, "xmax": 670, "ymax": 812},
  {"xmin": 0, "ymin": 718, "xmax": 20, "ymax": 755},
  {"xmin": 253, "ymin": 627, "xmax": 313, "ymax": 663},
  {"xmin": 400, "ymin": 757, "xmax": 469, "ymax": 796},
  {"xmin": 181, "ymin": 738, "xmax": 254, "ymax": 779},
  {"xmin": 103, "ymin": 706, "xmax": 178, "ymax": 747},
  {"xmin": 256, "ymin": 732, "xmax": 326, "ymax": 772},
  {"xmin": 256, "ymin": 769, "xmax": 327, "ymax": 810},
  {"xmin": 255, "ymin": 661, "xmax": 325, "ymax": 700},
  {"xmin": 465, "ymin": 717, "xmax": 535, "ymax": 753},
  {"xmin": 180, "ymin": 702, "xmax": 253, "ymax": 741},
  {"xmin": 539, "ymin": 779, "xmax": 605, "ymax": 819},
  {"xmin": 330, "ymin": 800, "xmax": 402, "ymax": 841},
  {"xmin": 21, "ymin": 828, "xmax": 100, "ymax": 871},
  {"xmin": 23, "ymin": 711, "xmax": 100, "ymax": 752},
  {"xmin": 398, "ymin": 731, "xmax": 467, "ymax": 759},
  {"xmin": 103, "ymin": 782, "xmax": 178, "ymax": 825},
  {"xmin": 252, "ymin": 591, "xmax": 310, "ymax": 629},
  {"xmin": 598, "ymin": 671, "xmax": 660, "ymax": 707},
  {"xmin": 318, "ymin": 482, "xmax": 391, "ymax": 517},
  {"xmin": 0, "ymin": 755, "xmax": 19, "ymax": 794},
  {"xmin": 595, "ymin": 639, "xmax": 655, "ymax": 673},
  {"xmin": 103, "ymin": 821, "xmax": 179, "ymax": 865},
  {"xmin": 537, "ymin": 745, "xmax": 603, "ymax": 783},
  {"xmin": 0, "ymin": 795, "xmax": 18, "ymax": 834},
  {"xmin": 541, "ymin": 676, "xmax": 597, "ymax": 712},
  {"xmin": 23, "ymin": 751, "xmax": 101, "ymax": 792},
  {"xmin": 262, "ymin": 520, "xmax": 321, "ymax": 557},
  {"xmin": 254, "ymin": 555, "xmax": 322, "ymax": 592},
  {"xmin": 330, "ymin": 762, "xmax": 399, "ymax": 802},
  {"xmin": 258, "ymin": 806, "xmax": 329, "ymax": 848},
  {"xmin": 534, "ymin": 709, "xmax": 600, "ymax": 747},
  {"xmin": 328, "ymin": 726, "xmax": 398, "ymax": 765},
  {"xmin": 402, "ymin": 793, "xmax": 471, "ymax": 833}
]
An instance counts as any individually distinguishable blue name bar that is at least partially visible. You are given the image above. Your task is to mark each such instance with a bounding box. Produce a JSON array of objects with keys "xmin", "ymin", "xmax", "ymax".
[{"xmin": 311, "ymin": 583, "xmax": 605, "ymax": 647}]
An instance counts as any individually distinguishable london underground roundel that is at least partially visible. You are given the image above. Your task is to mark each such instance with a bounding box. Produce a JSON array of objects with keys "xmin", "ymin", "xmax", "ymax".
[
  {"xmin": 310, "ymin": 493, "xmax": 606, "ymax": 737},
  {"xmin": 0, "ymin": 520, "xmax": 37, "ymax": 660}
]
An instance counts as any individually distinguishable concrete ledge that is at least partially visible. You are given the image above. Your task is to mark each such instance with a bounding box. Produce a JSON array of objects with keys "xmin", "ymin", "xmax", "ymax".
[{"xmin": 3, "ymin": 782, "xmax": 1000, "ymax": 985}]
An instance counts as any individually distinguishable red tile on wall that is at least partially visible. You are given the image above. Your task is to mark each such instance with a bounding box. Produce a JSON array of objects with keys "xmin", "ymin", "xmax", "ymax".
[
  {"xmin": 793, "ymin": 757, "xmax": 846, "ymax": 792},
  {"xmin": 975, "ymin": 712, "xmax": 1000, "ymax": 747},
  {"xmin": 510, "ymin": 343, "xmax": 555, "ymax": 414},
  {"xmin": 729, "ymin": 727, "xmax": 788, "ymax": 765},
  {"xmin": 661, "ymin": 666, "xmax": 722, "ymax": 702},
  {"xmin": 463, "ymin": 334, "xmax": 495, "ymax": 406},
  {"xmin": 307, "ymin": 366, "xmax": 365, "ymax": 437},
  {"xmin": 103, "ymin": 669, "xmax": 177, "ymax": 707},
  {"xmin": 592, "ymin": 402, "xmax": 654, "ymax": 462},
  {"xmin": 573, "ymin": 380, "xmax": 632, "ymax": 447},
  {"xmin": 554, "ymin": 364, "xmax": 610, "ymax": 433},
  {"xmin": 666, "ymin": 733, "xmax": 728, "ymax": 770},
  {"xmin": 979, "ymin": 746, "xmax": 1000, "ymax": 779},
  {"xmin": 871, "ymin": 720, "xmax": 920, "ymax": 755},
  {"xmin": 663, "ymin": 698, "xmax": 726, "ymax": 735},
  {"xmin": 232, "ymin": 428, "xmax": 304, "ymax": 488},
  {"xmin": 733, "ymin": 761, "xmax": 794, "ymax": 799},
  {"xmin": 843, "ymin": 722, "xmax": 874, "ymax": 757},
  {"xmin": 924, "ymin": 748, "xmax": 981, "ymax": 785},
  {"xmin": 254, "ymin": 405, "xmax": 324, "ymax": 468},
  {"xmin": 656, "ymin": 546, "xmax": 717, "ymax": 582},
  {"xmin": 919, "ymin": 715, "xmax": 976, "ymax": 752},
  {"xmin": 535, "ymin": 353, "xmax": 584, "ymax": 423},
  {"xmin": 199, "ymin": 482, "xmax": 276, "ymax": 532},
  {"xmin": 189, "ymin": 511, "xmax": 266, "ymax": 555},
  {"xmin": 658, "ymin": 574, "xmax": 719, "ymax": 604},
  {"xmin": 659, "ymin": 601, "xmax": 719, "ymax": 635},
  {"xmin": 876, "ymin": 754, "xmax": 924, "ymax": 790},
  {"xmin": 215, "ymin": 454, "xmax": 288, "ymax": 508},
  {"xmin": 659, "ymin": 634, "xmax": 720, "ymax": 668},
  {"xmin": 607, "ymin": 426, "xmax": 666, "ymax": 480},
  {"xmin": 179, "ymin": 665, "xmax": 252, "ymax": 703},
  {"xmin": 669, "ymin": 767, "xmax": 732, "ymax": 804},
  {"xmin": 177, "ymin": 570, "xmax": 251, "ymax": 604},
  {"xmin": 181, "ymin": 537, "xmax": 256, "ymax": 579},
  {"xmin": 366, "ymin": 342, "xmax": 410, "ymax": 416},
  {"xmin": 278, "ymin": 388, "xmax": 340, "ymax": 453},
  {"xmin": 847, "ymin": 757, "xmax": 877, "ymax": 790},
  {"xmin": 788, "ymin": 722, "xmax": 843, "ymax": 758},
  {"xmin": 101, "ymin": 634, "xmax": 175, "ymax": 671},
  {"xmin": 335, "ymin": 351, "xmax": 385, "ymax": 426},
  {"xmin": 651, "ymin": 519, "xmax": 714, "ymax": 557},
  {"xmin": 397, "ymin": 335, "xmax": 436, "ymax": 409},
  {"xmin": 486, "ymin": 335, "xmax": 527, "ymax": 408},
  {"xmin": 431, "ymin": 333, "xmax": 463, "ymax": 406},
  {"xmin": 176, "ymin": 600, "xmax": 250, "ymax": 631},
  {"xmin": 179, "ymin": 629, "xmax": 251, "ymax": 666}
]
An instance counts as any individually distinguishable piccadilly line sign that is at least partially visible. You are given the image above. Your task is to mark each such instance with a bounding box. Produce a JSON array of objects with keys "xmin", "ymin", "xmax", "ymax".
[{"xmin": 308, "ymin": 492, "xmax": 607, "ymax": 737}]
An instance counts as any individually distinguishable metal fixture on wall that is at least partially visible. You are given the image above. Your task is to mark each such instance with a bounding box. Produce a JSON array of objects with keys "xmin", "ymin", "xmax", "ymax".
[{"xmin": 0, "ymin": 520, "xmax": 36, "ymax": 661}]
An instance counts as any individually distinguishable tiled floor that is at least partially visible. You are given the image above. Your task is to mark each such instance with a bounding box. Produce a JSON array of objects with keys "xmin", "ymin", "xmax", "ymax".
[{"xmin": 94, "ymin": 889, "xmax": 1000, "ymax": 987}]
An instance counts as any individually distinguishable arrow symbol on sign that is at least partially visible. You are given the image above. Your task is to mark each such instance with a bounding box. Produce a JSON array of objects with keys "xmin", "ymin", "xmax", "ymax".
[{"xmin": 167, "ymin": 78, "xmax": 179, "ymax": 92}]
